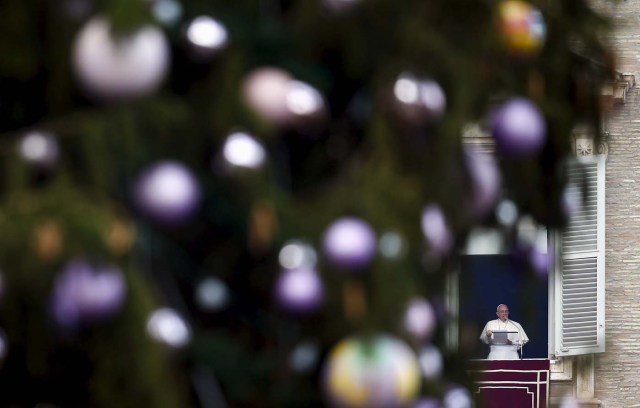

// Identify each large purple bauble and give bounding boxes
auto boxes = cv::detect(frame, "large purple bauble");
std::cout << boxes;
[51,259,126,329]
[491,97,546,157]
[275,267,324,314]
[322,217,377,270]
[133,161,202,225]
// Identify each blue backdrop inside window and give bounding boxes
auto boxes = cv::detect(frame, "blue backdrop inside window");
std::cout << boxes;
[459,255,548,359]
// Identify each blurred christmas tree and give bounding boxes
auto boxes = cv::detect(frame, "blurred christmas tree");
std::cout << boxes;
[0,0,615,407]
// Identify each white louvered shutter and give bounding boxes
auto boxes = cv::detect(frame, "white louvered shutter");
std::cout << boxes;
[554,154,605,356]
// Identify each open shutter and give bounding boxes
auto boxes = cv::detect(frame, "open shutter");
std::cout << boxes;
[554,154,605,356]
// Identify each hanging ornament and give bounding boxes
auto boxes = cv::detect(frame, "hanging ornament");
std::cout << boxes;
[417,345,444,380]
[32,219,64,261]
[184,15,229,62]
[322,216,377,270]
[322,0,363,14]
[490,97,546,157]
[0,327,7,364]
[464,147,502,218]
[322,334,421,408]
[72,16,170,101]
[391,72,446,126]
[443,386,473,408]
[498,0,546,57]
[289,340,321,374]
[403,297,437,341]
[378,231,408,260]
[146,307,192,348]
[0,269,5,303]
[220,131,267,170]
[18,131,60,169]
[104,218,135,255]
[50,258,127,329]
[151,0,183,26]
[132,161,202,225]
[248,200,278,254]
[279,239,318,270]
[242,67,327,131]
[411,397,441,408]
[274,267,324,314]
[195,277,230,312]
[421,205,453,256]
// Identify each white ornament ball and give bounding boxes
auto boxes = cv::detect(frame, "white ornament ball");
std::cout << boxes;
[322,217,377,270]
[72,16,170,101]
[133,161,202,225]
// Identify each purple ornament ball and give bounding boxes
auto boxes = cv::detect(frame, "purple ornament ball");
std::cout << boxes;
[322,217,377,270]
[275,267,324,314]
[133,161,202,225]
[491,97,546,157]
[51,259,126,329]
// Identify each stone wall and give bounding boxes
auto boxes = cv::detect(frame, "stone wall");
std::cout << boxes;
[590,1,640,407]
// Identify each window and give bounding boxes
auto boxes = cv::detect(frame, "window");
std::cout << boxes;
[449,152,606,359]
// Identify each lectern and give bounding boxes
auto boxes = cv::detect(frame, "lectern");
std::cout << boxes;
[468,359,549,408]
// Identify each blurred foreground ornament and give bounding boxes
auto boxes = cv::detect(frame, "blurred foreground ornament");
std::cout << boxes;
[322,217,377,270]
[322,334,421,408]
[184,15,228,61]
[275,267,324,314]
[421,205,453,256]
[151,0,183,26]
[0,328,7,363]
[391,72,446,126]
[33,219,64,261]
[490,97,546,157]
[464,147,502,218]
[51,259,126,329]
[146,307,192,348]
[248,200,278,253]
[195,277,230,312]
[378,231,407,259]
[279,239,317,269]
[72,16,170,101]
[403,297,437,341]
[242,67,327,131]
[418,345,444,380]
[443,386,472,408]
[322,0,362,13]
[133,161,202,225]
[411,397,441,408]
[290,340,321,373]
[498,0,546,56]
[105,219,135,255]
[18,131,60,168]
[221,131,267,170]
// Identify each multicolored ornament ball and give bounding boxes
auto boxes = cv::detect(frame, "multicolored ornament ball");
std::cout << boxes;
[490,97,546,157]
[133,161,202,225]
[322,217,377,270]
[50,258,127,329]
[322,334,421,408]
[275,267,324,314]
[72,16,170,101]
[498,0,546,56]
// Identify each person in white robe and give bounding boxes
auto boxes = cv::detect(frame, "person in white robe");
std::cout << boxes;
[479,304,529,360]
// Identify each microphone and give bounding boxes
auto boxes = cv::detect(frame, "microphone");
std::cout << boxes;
[508,320,524,359]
